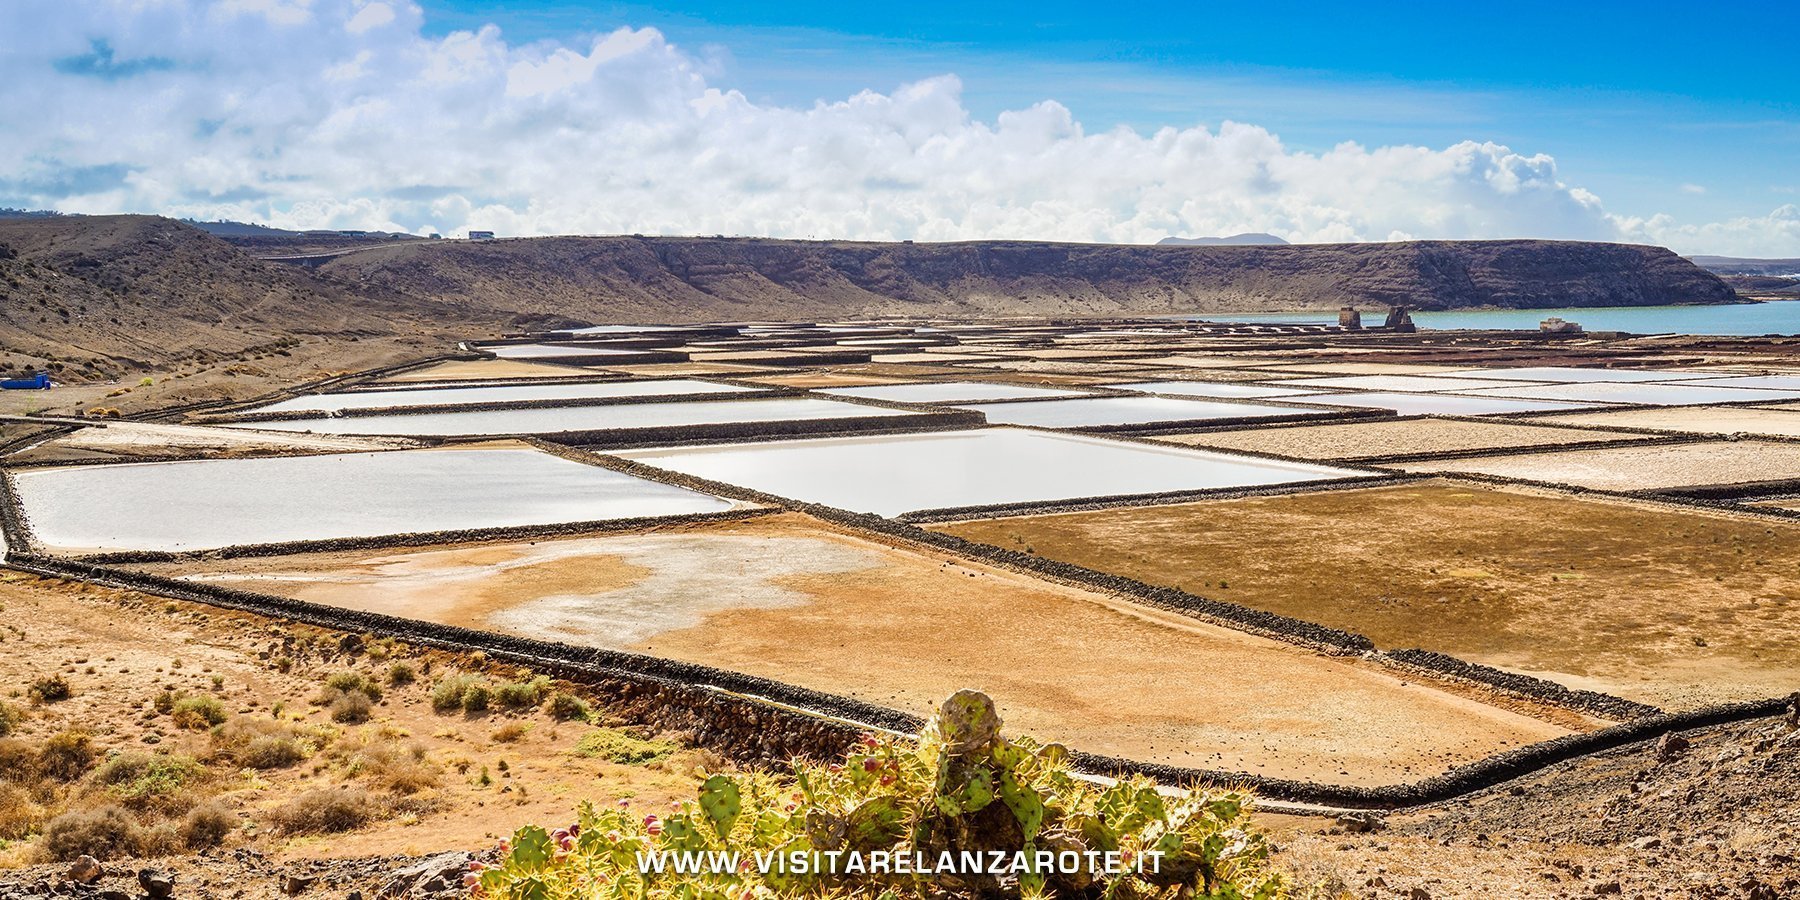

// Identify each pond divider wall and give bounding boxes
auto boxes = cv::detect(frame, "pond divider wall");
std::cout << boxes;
[190,385,807,425]
[5,549,1786,810]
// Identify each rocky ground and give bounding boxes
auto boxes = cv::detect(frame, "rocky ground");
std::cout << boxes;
[1273,703,1800,899]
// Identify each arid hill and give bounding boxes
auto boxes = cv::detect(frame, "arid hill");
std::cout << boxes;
[315,235,1738,324]
[0,215,1740,384]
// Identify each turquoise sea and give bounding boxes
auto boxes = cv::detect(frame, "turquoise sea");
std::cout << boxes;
[1184,301,1800,337]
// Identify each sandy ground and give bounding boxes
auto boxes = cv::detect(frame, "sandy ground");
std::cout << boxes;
[737,372,911,388]
[376,358,595,382]
[0,572,701,869]
[8,421,419,464]
[1399,440,1800,490]
[1530,404,1800,437]
[933,480,1800,709]
[131,513,1579,787]
[1152,418,1654,461]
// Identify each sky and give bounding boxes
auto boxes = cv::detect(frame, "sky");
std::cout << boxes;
[1,0,1796,256]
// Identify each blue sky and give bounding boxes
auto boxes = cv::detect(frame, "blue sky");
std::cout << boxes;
[417,0,1800,229]
[3,0,1796,254]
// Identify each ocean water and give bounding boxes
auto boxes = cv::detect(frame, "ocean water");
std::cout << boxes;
[1184,302,1800,336]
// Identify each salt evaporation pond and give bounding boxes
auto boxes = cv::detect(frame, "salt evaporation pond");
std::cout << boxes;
[1437,367,1704,383]
[616,428,1370,516]
[222,396,913,438]
[249,379,758,414]
[955,395,1330,428]
[1279,374,1544,393]
[1458,382,1800,406]
[488,344,649,359]
[1283,392,1600,416]
[1670,375,1800,391]
[820,381,1090,404]
[8,446,737,554]
[1107,380,1315,399]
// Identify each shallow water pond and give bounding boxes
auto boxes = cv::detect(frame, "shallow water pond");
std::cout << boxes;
[250,379,757,414]
[10,447,736,553]
[224,396,912,437]
[616,428,1369,516]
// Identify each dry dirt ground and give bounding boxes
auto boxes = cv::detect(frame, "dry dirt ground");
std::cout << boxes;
[1398,440,1800,491]
[375,359,598,382]
[1529,405,1800,438]
[1151,418,1656,461]
[932,480,1800,710]
[6,421,418,465]
[132,512,1586,786]
[1270,711,1800,900]
[0,573,706,883]
[0,335,440,420]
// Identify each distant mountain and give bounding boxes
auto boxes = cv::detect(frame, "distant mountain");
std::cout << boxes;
[182,219,302,237]
[1689,255,1800,277]
[1158,233,1289,246]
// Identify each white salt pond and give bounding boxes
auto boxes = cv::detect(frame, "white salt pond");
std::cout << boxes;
[1283,392,1601,416]
[1107,380,1316,399]
[487,344,650,359]
[820,381,1090,404]
[1440,367,1704,383]
[955,395,1331,428]
[1279,374,1543,393]
[8,446,737,554]
[615,428,1370,516]
[221,397,914,438]
[1456,382,1800,406]
[248,379,758,414]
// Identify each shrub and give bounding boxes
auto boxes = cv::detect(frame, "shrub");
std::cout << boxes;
[461,683,491,713]
[332,734,439,796]
[481,691,1292,900]
[495,677,550,710]
[179,801,235,850]
[171,695,227,730]
[328,690,373,724]
[268,788,376,835]
[38,805,142,861]
[37,731,97,781]
[387,663,416,687]
[28,675,71,704]
[545,692,591,722]
[0,782,44,841]
[322,671,383,703]
[572,729,674,766]
[0,701,18,737]
[491,722,530,744]
[93,752,204,811]
[212,718,312,769]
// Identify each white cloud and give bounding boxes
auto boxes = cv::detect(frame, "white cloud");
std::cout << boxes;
[1680,183,1707,195]
[1613,205,1800,259]
[0,0,1790,257]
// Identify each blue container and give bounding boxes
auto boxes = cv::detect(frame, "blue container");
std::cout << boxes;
[0,373,51,390]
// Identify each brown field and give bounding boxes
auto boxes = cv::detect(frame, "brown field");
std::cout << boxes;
[1152,418,1653,461]
[1399,440,1800,490]
[376,358,594,382]
[0,572,702,871]
[1530,404,1800,437]
[131,513,1580,786]
[932,480,1800,709]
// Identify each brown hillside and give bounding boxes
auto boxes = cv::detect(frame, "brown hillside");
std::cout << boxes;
[316,235,1740,324]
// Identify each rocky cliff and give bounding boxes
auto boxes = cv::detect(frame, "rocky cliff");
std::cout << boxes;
[317,236,1740,324]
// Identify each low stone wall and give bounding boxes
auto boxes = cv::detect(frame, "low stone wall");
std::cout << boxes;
[5,549,1787,812]
[191,387,807,425]
[1384,648,1662,720]
[65,508,777,566]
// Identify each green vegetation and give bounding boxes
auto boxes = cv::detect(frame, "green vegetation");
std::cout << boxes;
[545,692,591,722]
[316,670,384,724]
[481,691,1289,899]
[432,674,494,714]
[170,694,227,730]
[495,676,553,710]
[28,675,71,704]
[572,728,676,766]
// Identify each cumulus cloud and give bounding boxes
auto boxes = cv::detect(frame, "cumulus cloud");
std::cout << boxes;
[0,0,1789,256]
